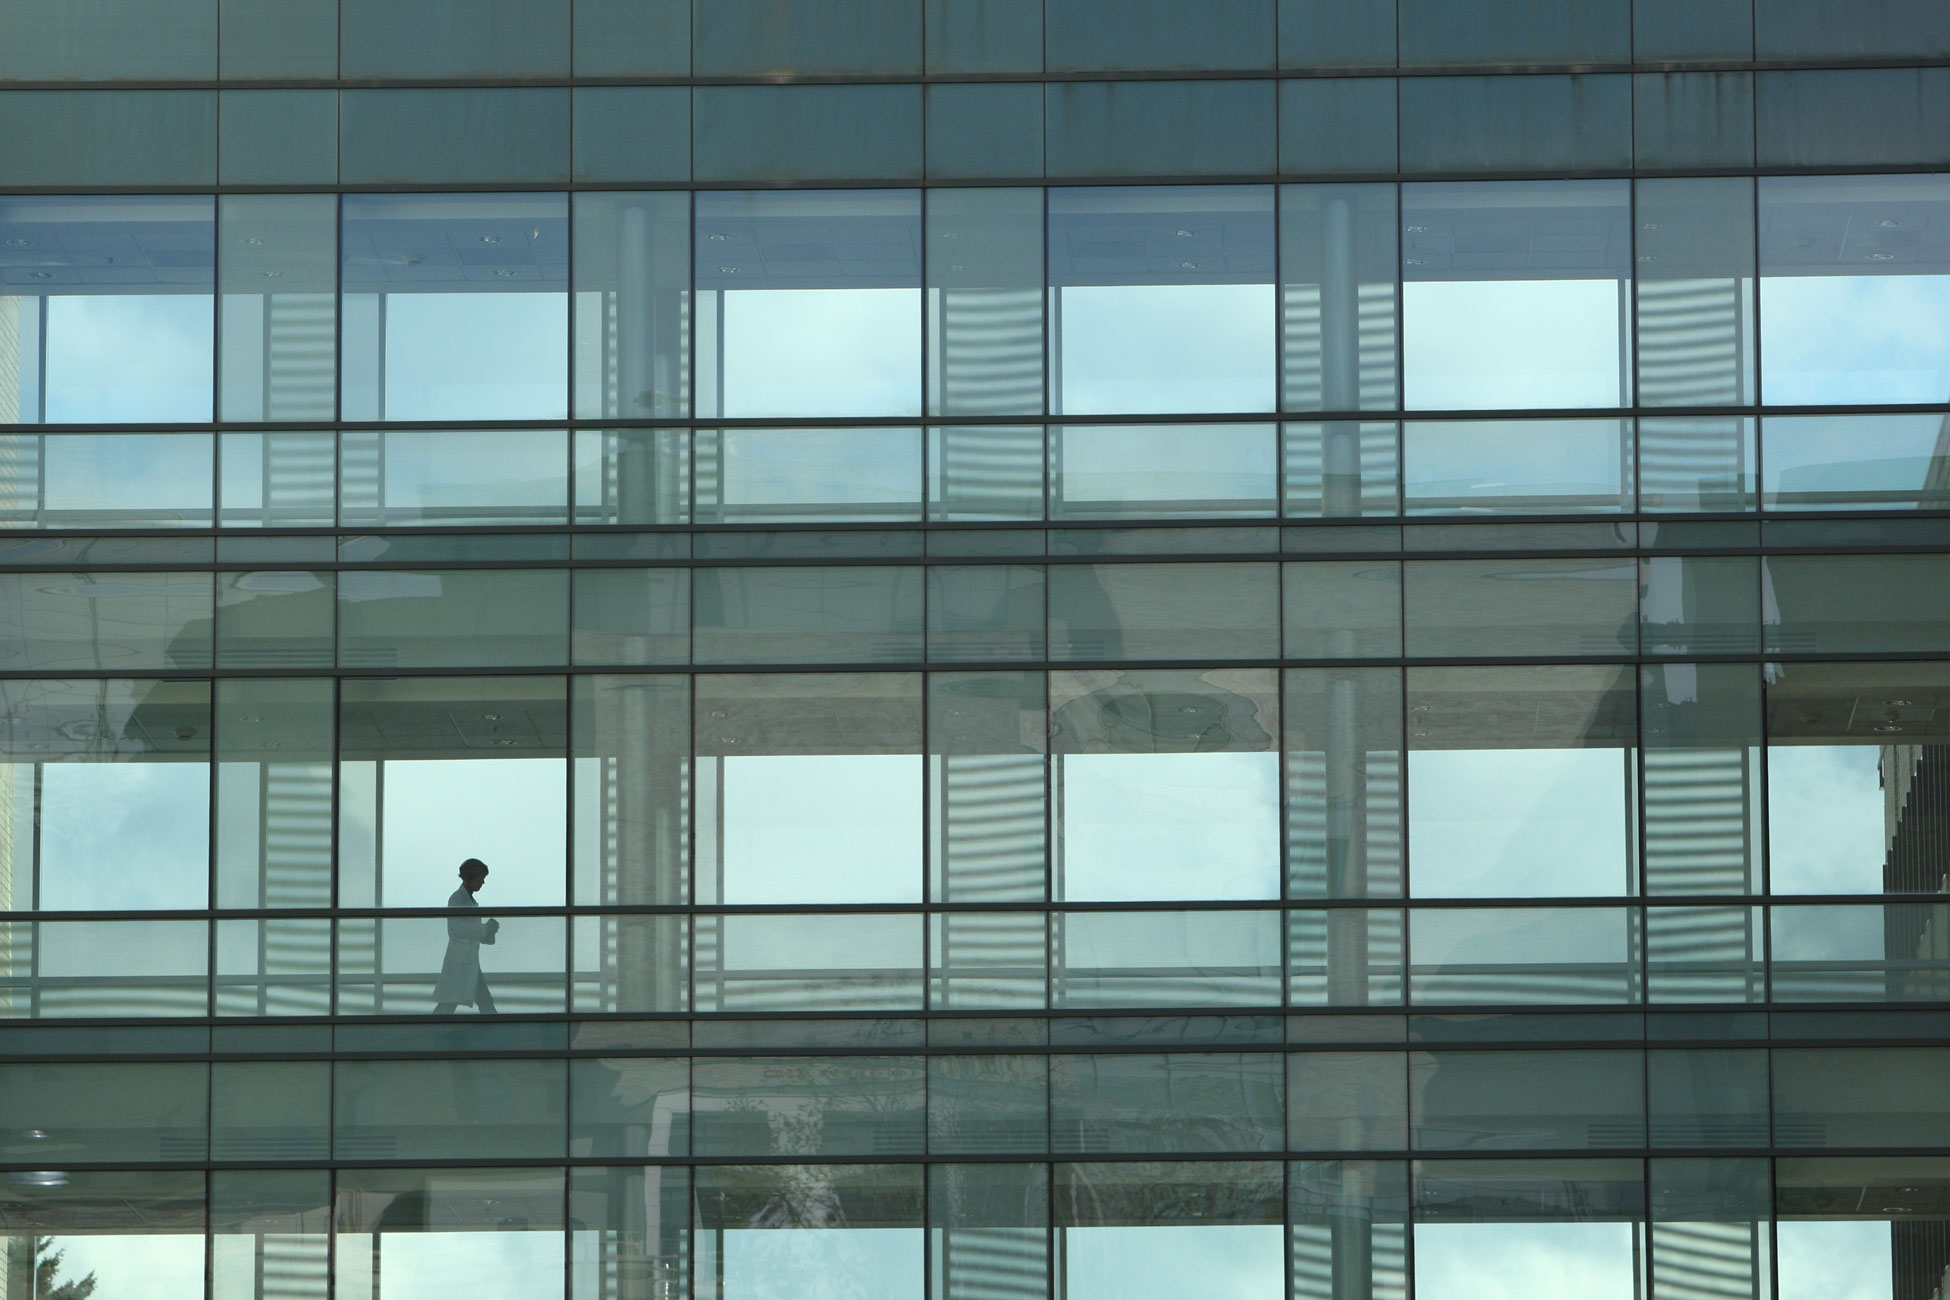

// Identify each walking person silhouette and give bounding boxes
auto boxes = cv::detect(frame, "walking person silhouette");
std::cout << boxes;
[433,857,500,1013]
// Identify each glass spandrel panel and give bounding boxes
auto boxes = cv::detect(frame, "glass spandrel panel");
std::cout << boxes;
[1051,1051,1283,1154]
[216,677,333,909]
[1763,413,1950,510]
[573,674,689,913]
[1411,1159,1645,1300]
[695,672,921,905]
[334,1058,566,1160]
[0,1171,206,1300]
[337,569,569,669]
[219,194,336,422]
[696,427,922,523]
[929,424,1045,520]
[1648,1050,1769,1147]
[1398,0,1629,64]
[1056,1162,1284,1300]
[1635,177,1756,408]
[1764,663,1950,895]
[1402,181,1632,411]
[1765,554,1950,656]
[927,565,1045,663]
[1287,668,1404,899]
[216,570,334,670]
[211,1168,331,1300]
[0,432,212,528]
[0,571,213,671]
[696,190,922,419]
[1287,1052,1406,1151]
[692,565,925,665]
[1048,562,1280,661]
[573,192,689,419]
[334,1168,566,1300]
[341,193,569,422]
[1051,423,1276,519]
[929,1054,1048,1153]
[2,918,210,1017]
[1290,1160,1410,1300]
[571,569,688,667]
[1403,420,1632,515]
[1281,185,1399,413]
[1407,667,1637,898]
[220,0,339,79]
[1049,668,1278,901]
[219,430,336,527]
[1284,561,1402,659]
[1407,557,1638,658]
[570,1056,688,1157]
[929,190,1044,419]
[1283,421,1400,518]
[930,1163,1048,1300]
[339,430,568,527]
[1642,556,1761,657]
[693,1056,925,1158]
[0,678,208,913]
[0,196,214,424]
[571,1166,689,1300]
[695,1165,923,1300]
[1639,416,1756,512]
[210,1061,329,1161]
[1049,186,1276,416]
[1409,907,1642,1005]
[335,916,569,1016]
[0,1060,209,1161]
[694,912,925,1013]
[573,428,690,524]
[929,671,1046,902]
[339,676,567,910]
[1409,1050,1646,1151]
[1287,909,1407,1007]
[1776,1048,1950,1149]
[217,917,333,1016]
[1759,175,1950,405]
[1053,910,1283,1009]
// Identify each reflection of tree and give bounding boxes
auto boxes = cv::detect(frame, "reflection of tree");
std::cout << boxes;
[32,1238,96,1300]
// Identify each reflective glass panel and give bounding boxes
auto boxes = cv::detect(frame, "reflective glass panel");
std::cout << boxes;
[1050,669,1279,901]
[1281,184,1400,412]
[0,196,214,424]
[2,917,210,1017]
[1051,423,1276,519]
[573,191,690,420]
[335,916,569,1016]
[570,1166,689,1300]
[334,1058,567,1160]
[929,188,1044,417]
[1759,174,1950,405]
[1776,1158,1950,1300]
[573,428,690,525]
[1051,1052,1285,1153]
[695,427,922,523]
[0,432,212,528]
[1409,1050,1646,1151]
[1402,182,1632,411]
[216,677,333,909]
[1409,908,1642,1005]
[218,430,337,527]
[1049,186,1277,416]
[334,1168,567,1300]
[695,1165,923,1300]
[1290,1160,1411,1300]
[1763,413,1950,510]
[212,1169,331,1300]
[339,430,569,527]
[341,193,569,421]
[1635,177,1756,408]
[1403,420,1632,515]
[693,1056,926,1158]
[0,571,213,672]
[694,912,925,1012]
[1053,910,1283,1009]
[696,190,922,419]
[0,1171,206,1300]
[929,671,1046,902]
[219,193,337,422]
[1412,1159,1645,1300]
[1282,421,1400,518]
[1056,1162,1284,1300]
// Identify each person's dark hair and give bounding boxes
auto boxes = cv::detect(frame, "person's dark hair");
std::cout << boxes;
[459,858,488,877]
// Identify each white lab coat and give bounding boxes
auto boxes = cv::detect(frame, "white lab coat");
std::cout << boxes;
[432,886,494,1005]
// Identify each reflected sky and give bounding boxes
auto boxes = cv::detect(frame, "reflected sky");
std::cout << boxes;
[1776,1221,1893,1300]
[1063,1224,1284,1299]
[718,755,922,904]
[1405,280,1624,411]
[32,762,210,910]
[1766,746,1885,894]
[42,295,213,423]
[1413,1222,1639,1300]
[1059,753,1279,901]
[1409,749,1630,898]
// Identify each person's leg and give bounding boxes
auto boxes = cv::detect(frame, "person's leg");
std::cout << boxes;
[474,973,498,1014]
[434,1002,458,1014]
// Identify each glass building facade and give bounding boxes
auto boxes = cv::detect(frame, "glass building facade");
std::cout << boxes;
[4,1,1950,1298]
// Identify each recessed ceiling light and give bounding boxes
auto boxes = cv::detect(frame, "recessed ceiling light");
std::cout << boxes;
[1874,723,1904,733]
[27,271,50,280]
[1173,228,1195,237]
[1404,225,1428,234]
[1866,252,1897,261]
[3,237,30,247]
[493,269,519,277]
[1883,698,1913,706]
[478,234,501,244]
[1878,219,1901,229]
[707,233,729,242]
[718,266,737,274]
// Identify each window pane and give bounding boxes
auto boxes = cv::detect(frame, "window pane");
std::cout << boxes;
[1404,420,1632,515]
[1050,668,1279,901]
[1412,1160,1644,1300]
[1763,413,1950,510]
[4,918,210,1017]
[572,674,689,913]
[337,570,569,668]
[0,196,214,424]
[340,430,568,527]
[1759,174,1950,405]
[2,678,210,912]
[341,193,569,421]
[334,1059,566,1160]
[219,193,336,422]
[696,427,921,523]
[1408,667,1637,898]
[212,1168,331,1300]
[1050,187,1276,416]
[217,917,334,1016]
[216,677,332,909]
[1048,562,1281,660]
[930,1055,1049,1153]
[573,428,690,525]
[1283,421,1399,517]
[0,572,212,671]
[1281,184,1399,412]
[696,190,922,418]
[1635,177,1756,407]
[1053,910,1283,1009]
[1776,1157,1950,1300]
[1287,668,1404,899]
[693,565,925,665]
[1639,416,1756,512]
[339,677,567,909]
[1051,423,1276,519]
[929,424,1045,520]
[0,432,212,528]
[1289,1053,1407,1151]
[1771,903,1950,1002]
[335,1169,566,1300]
[1287,909,1407,1007]
[0,1171,205,1300]
[335,916,569,1015]
[1409,1050,1646,1150]
[930,1163,1049,1300]
[1290,1160,1411,1300]
[1766,554,1950,656]
[1052,1052,1284,1153]
[1403,182,1632,411]
[1409,907,1641,1005]
[693,1056,925,1158]
[929,188,1044,417]
[570,1166,689,1300]
[0,1060,208,1161]
[696,673,921,905]
[219,430,337,527]
[930,670,1047,902]
[573,191,689,419]
[694,912,925,1012]
[695,1165,923,1300]
[1057,1162,1284,1300]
